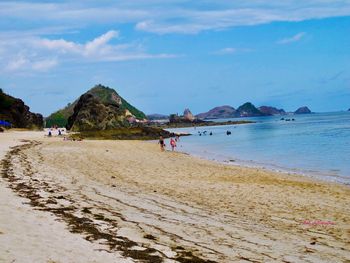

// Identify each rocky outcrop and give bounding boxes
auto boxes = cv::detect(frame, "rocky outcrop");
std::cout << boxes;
[67,91,126,131]
[183,108,195,121]
[294,106,312,114]
[196,105,236,119]
[258,106,286,116]
[0,89,43,129]
[46,84,146,128]
[236,102,266,117]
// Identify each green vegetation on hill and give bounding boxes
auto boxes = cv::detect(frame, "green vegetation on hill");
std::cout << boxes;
[45,110,71,128]
[120,97,146,119]
[45,84,146,128]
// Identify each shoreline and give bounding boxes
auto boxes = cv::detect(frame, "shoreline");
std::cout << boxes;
[172,146,350,186]
[1,131,350,262]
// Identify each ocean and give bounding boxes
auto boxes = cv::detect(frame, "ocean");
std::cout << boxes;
[167,111,350,184]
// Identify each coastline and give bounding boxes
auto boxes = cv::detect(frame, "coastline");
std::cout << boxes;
[171,146,350,186]
[1,131,349,262]
[166,112,350,185]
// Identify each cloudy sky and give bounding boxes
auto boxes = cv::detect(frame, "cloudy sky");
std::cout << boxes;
[1,0,349,116]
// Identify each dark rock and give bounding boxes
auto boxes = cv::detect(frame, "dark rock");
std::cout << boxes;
[294,106,312,114]
[258,106,286,116]
[0,89,43,129]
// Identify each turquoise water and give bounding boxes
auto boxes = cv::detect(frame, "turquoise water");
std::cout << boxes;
[167,112,350,184]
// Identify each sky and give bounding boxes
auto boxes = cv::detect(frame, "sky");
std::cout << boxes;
[0,1,349,116]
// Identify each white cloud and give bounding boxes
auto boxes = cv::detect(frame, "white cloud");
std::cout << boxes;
[0,30,176,73]
[1,1,350,34]
[277,32,306,44]
[32,59,58,71]
[5,55,58,72]
[84,30,119,56]
[6,56,28,71]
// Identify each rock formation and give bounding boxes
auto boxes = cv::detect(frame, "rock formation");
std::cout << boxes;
[47,85,146,129]
[65,85,146,131]
[0,89,43,129]
[294,106,312,114]
[183,108,195,121]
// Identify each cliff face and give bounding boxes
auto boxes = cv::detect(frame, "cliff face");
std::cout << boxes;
[66,85,146,131]
[294,106,312,114]
[0,89,43,129]
[196,105,236,119]
[258,106,286,116]
[46,84,146,128]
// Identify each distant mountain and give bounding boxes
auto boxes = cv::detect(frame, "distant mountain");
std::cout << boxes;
[46,84,146,128]
[196,105,236,119]
[294,106,312,114]
[258,106,286,116]
[147,114,169,120]
[0,88,43,129]
[236,102,266,117]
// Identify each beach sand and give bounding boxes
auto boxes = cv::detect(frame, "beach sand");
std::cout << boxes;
[0,131,349,262]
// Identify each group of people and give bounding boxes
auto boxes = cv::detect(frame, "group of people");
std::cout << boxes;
[158,135,180,152]
[47,128,64,137]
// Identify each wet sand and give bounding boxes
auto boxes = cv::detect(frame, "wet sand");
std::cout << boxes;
[0,131,349,262]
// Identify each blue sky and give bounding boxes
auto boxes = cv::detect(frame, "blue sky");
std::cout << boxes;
[0,1,349,116]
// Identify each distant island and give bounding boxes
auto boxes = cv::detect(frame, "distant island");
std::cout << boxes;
[195,102,312,120]
[294,106,312,114]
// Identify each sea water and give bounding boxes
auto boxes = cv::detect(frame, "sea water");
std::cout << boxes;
[167,111,350,184]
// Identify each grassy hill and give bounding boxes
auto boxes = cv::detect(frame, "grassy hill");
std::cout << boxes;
[45,85,146,128]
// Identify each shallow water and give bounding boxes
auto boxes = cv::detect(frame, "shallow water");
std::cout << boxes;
[167,111,350,184]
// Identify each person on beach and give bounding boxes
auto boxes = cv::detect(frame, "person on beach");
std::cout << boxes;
[158,136,166,151]
[48,129,52,137]
[175,134,180,142]
[170,137,177,151]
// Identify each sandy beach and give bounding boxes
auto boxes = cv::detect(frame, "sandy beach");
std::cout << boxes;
[0,131,349,262]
